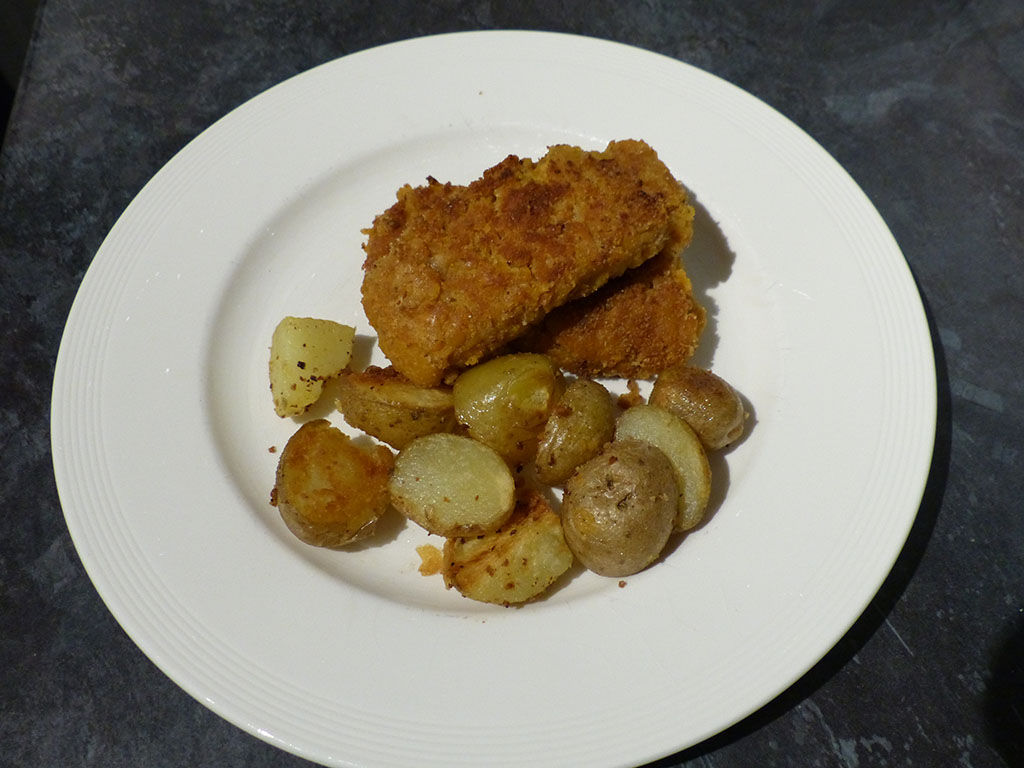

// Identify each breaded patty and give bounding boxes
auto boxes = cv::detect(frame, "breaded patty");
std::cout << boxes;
[360,139,694,386]
[515,250,706,379]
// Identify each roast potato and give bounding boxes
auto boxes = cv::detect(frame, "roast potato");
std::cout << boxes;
[534,378,616,485]
[614,404,712,531]
[452,353,563,465]
[443,489,574,605]
[650,365,746,449]
[561,439,678,577]
[388,433,515,537]
[271,419,394,548]
[335,365,456,449]
[269,316,355,417]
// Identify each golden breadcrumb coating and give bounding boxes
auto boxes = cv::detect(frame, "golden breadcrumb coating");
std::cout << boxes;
[360,139,694,386]
[515,250,706,379]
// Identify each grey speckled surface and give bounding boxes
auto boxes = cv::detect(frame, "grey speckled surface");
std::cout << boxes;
[1,1,1022,767]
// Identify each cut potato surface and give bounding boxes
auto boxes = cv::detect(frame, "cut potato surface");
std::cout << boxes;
[443,489,574,605]
[614,404,712,531]
[270,316,355,417]
[389,433,516,537]
[272,419,394,548]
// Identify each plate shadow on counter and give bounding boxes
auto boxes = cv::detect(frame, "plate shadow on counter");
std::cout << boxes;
[984,612,1024,766]
[643,281,952,766]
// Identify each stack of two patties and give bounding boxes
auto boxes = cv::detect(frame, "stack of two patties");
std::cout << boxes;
[360,139,705,387]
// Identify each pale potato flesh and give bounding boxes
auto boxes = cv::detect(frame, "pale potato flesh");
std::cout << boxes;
[269,316,355,418]
[388,433,516,537]
[614,404,712,531]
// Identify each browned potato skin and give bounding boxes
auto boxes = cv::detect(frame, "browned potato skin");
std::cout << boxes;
[335,365,456,449]
[561,439,678,577]
[452,353,564,466]
[443,489,574,605]
[534,378,616,486]
[272,419,394,548]
[649,365,746,450]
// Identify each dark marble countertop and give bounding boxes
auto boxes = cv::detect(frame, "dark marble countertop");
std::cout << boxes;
[2,2,1022,766]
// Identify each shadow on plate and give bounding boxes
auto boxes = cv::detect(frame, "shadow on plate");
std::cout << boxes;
[684,194,737,370]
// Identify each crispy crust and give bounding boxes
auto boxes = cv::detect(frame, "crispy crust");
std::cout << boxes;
[361,139,694,386]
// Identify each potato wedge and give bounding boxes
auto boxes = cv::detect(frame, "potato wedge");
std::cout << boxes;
[562,439,678,577]
[388,433,515,537]
[534,378,616,486]
[614,404,712,531]
[650,365,746,449]
[335,365,456,449]
[452,353,563,465]
[443,489,574,605]
[271,419,394,548]
[269,316,355,417]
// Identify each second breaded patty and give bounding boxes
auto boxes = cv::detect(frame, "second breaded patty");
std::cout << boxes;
[515,250,706,379]
[360,139,694,386]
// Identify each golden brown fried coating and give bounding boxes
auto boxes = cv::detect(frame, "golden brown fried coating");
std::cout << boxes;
[360,139,694,386]
[271,419,394,548]
[515,250,705,379]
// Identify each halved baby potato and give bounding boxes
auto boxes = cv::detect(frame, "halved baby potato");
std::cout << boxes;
[562,439,678,577]
[453,353,563,465]
[388,433,515,538]
[649,365,746,450]
[443,489,574,605]
[534,377,616,486]
[269,316,355,417]
[335,365,456,449]
[271,419,394,548]
[614,404,712,531]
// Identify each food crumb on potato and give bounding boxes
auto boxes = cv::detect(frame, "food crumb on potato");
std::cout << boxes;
[616,378,645,409]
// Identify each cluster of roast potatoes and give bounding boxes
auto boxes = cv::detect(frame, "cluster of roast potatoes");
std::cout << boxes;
[267,316,746,606]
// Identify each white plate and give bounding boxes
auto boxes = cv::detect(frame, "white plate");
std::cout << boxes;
[51,31,936,768]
